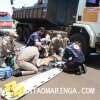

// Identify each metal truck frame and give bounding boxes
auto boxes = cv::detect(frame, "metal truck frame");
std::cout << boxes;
[13,0,100,54]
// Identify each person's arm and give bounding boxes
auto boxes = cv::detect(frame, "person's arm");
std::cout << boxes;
[31,50,39,66]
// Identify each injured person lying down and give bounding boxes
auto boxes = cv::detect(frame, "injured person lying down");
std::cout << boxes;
[14,42,62,77]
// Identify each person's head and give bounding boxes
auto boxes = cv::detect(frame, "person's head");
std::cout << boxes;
[9,31,18,38]
[38,27,46,38]
[35,41,46,57]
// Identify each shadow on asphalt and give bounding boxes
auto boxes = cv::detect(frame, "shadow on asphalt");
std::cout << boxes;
[86,54,100,70]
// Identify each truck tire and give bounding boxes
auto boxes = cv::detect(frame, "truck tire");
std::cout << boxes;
[69,34,89,55]
[23,27,31,43]
[17,27,23,41]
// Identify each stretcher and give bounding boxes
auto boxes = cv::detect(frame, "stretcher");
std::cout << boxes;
[1,68,63,100]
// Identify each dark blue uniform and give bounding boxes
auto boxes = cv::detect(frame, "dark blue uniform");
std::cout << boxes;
[27,32,40,46]
[63,43,86,74]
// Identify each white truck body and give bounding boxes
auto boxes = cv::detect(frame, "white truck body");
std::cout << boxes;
[74,0,100,49]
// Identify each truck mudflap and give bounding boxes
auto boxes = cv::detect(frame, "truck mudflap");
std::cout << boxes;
[1,68,62,100]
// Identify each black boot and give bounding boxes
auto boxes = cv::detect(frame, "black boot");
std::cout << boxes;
[75,66,82,75]
[81,64,87,74]
[13,69,22,77]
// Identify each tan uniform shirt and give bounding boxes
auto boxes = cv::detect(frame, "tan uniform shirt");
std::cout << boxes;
[17,46,39,62]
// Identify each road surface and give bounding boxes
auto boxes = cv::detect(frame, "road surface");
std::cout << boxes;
[0,39,100,100]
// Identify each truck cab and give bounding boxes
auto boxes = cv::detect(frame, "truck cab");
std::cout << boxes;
[68,0,100,54]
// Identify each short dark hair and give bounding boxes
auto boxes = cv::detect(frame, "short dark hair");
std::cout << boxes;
[39,27,45,32]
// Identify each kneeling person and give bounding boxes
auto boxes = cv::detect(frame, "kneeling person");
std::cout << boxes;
[14,42,42,76]
[63,42,87,75]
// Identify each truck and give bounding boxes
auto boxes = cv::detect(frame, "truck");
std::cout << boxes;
[13,0,100,54]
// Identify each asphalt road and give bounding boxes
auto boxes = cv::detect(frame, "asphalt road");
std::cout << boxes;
[0,39,100,100]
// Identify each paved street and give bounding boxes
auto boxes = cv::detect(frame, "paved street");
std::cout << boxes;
[0,39,100,100]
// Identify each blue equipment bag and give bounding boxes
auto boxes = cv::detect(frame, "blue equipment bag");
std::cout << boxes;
[0,67,13,79]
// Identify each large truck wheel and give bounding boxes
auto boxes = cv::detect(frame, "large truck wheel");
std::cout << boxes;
[23,27,31,43]
[17,27,23,41]
[69,34,89,55]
